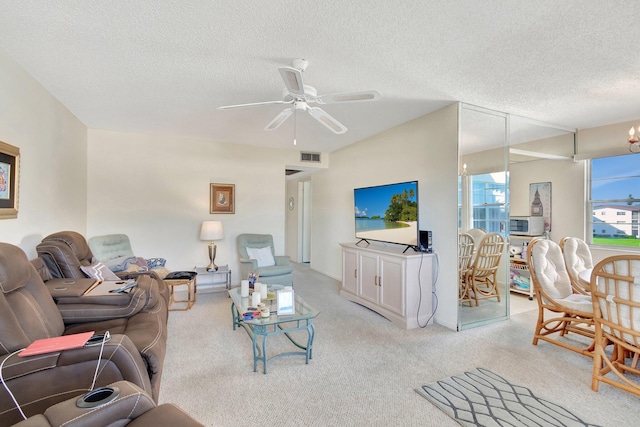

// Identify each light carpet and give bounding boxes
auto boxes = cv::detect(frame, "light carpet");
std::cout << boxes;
[160,263,640,426]
[416,367,600,427]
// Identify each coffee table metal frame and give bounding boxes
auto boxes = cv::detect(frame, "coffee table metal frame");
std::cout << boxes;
[228,287,318,373]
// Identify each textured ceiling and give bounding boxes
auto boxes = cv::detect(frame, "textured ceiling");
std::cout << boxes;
[0,1,639,153]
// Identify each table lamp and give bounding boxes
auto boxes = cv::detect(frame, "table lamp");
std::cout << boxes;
[200,220,224,271]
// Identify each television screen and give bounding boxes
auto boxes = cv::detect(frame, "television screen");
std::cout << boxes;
[354,181,419,247]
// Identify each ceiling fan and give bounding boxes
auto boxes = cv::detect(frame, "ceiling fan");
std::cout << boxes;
[218,59,381,135]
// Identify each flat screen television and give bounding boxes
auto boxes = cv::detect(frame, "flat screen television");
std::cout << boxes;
[354,181,419,249]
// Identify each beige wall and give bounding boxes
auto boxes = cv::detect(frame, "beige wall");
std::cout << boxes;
[86,129,305,280]
[509,158,585,242]
[303,104,460,329]
[0,48,87,257]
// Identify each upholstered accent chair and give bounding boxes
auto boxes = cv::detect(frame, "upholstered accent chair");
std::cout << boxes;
[590,255,640,397]
[237,234,293,286]
[88,233,171,279]
[559,236,593,294]
[527,237,594,356]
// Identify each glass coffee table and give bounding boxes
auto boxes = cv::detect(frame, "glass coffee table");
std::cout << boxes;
[228,287,319,373]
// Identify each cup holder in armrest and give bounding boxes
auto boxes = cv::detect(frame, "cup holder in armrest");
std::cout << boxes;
[84,333,111,347]
[76,386,120,408]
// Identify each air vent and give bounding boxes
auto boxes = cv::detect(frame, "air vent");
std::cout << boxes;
[300,152,321,163]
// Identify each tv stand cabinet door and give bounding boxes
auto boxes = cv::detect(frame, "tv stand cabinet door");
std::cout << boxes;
[342,247,358,296]
[359,251,379,304]
[379,255,405,316]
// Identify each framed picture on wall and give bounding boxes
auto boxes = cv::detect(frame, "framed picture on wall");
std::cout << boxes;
[529,182,551,232]
[0,141,20,220]
[210,183,235,214]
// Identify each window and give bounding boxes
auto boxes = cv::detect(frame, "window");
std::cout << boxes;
[469,172,507,235]
[590,153,640,248]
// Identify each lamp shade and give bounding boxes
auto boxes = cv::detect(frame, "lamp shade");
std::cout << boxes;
[200,221,224,241]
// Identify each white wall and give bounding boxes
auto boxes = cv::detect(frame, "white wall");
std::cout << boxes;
[307,104,460,329]
[86,129,296,283]
[0,48,87,257]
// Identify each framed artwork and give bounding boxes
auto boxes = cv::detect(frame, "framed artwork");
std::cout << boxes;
[210,183,235,214]
[0,141,20,219]
[529,182,551,232]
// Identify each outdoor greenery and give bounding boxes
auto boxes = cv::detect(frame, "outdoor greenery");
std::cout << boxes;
[384,189,417,222]
[592,236,640,247]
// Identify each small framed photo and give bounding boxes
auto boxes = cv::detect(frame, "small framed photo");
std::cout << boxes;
[0,140,20,220]
[276,288,295,315]
[210,183,235,214]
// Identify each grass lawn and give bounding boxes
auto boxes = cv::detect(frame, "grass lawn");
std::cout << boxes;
[593,237,640,247]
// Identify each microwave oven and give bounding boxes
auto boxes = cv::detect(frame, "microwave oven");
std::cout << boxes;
[510,216,544,236]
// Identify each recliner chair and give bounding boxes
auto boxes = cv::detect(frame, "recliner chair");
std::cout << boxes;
[0,242,157,426]
[87,233,171,279]
[35,230,169,304]
[237,234,293,286]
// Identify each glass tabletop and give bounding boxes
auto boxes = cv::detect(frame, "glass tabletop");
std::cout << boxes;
[228,287,319,325]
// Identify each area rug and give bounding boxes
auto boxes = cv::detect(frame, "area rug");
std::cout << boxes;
[416,368,600,427]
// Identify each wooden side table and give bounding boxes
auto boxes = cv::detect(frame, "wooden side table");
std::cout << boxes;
[165,276,197,311]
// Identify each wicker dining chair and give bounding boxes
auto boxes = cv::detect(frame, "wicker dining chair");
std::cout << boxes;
[560,236,593,295]
[527,237,594,356]
[590,255,640,396]
[458,233,475,306]
[464,232,504,305]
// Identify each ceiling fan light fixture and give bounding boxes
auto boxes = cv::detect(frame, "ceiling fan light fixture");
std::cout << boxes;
[627,126,640,152]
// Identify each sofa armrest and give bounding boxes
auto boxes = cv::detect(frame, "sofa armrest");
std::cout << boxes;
[115,271,169,305]
[13,381,156,427]
[239,258,258,270]
[274,256,291,266]
[55,288,149,323]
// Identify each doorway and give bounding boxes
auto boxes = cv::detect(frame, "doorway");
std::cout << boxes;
[299,180,311,263]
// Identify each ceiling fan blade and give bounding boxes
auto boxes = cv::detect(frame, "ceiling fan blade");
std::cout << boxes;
[308,107,348,134]
[264,108,294,131]
[278,67,305,97]
[218,100,288,110]
[316,90,381,104]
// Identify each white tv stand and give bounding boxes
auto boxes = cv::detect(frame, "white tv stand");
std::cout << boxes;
[340,242,435,329]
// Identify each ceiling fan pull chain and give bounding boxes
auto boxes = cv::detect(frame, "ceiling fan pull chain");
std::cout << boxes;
[293,109,297,145]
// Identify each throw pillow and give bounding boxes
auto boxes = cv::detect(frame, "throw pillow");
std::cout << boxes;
[104,255,138,272]
[80,260,121,281]
[246,246,275,268]
[145,257,166,269]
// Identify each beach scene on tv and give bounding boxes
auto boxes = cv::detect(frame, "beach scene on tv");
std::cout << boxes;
[354,182,418,246]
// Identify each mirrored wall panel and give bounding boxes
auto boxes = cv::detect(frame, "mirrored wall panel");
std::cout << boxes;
[457,104,576,331]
